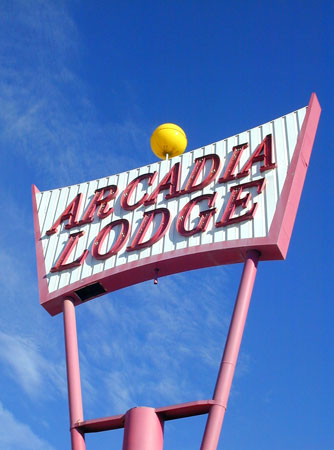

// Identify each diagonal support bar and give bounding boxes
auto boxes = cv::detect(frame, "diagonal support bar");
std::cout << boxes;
[201,250,260,450]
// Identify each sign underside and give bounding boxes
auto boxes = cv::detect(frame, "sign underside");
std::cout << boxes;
[32,94,321,315]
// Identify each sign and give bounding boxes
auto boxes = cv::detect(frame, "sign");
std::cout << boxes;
[32,94,320,315]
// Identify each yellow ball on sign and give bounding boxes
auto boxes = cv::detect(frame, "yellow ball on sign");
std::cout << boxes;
[150,123,187,160]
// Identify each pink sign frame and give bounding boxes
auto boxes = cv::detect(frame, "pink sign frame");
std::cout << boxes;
[32,94,321,316]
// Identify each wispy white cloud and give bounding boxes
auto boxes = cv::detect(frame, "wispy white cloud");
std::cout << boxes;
[0,401,55,450]
[0,0,149,189]
[77,268,249,416]
[104,370,136,412]
[0,331,66,399]
[0,249,23,300]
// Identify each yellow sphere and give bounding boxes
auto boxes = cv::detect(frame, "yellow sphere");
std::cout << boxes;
[150,123,187,160]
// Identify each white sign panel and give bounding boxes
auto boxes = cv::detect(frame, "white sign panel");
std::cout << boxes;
[33,94,321,315]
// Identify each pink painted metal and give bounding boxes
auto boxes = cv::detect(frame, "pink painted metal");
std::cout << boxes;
[32,94,321,317]
[63,298,86,450]
[73,251,259,449]
[273,93,321,258]
[201,250,260,450]
[76,400,215,434]
[122,407,164,450]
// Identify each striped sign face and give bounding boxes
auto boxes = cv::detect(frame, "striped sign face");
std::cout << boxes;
[33,95,320,315]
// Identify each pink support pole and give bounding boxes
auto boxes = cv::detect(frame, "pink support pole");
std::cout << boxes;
[201,250,260,450]
[63,298,86,450]
[122,407,164,450]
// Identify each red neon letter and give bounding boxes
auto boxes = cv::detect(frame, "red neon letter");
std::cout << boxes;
[46,194,83,235]
[80,185,118,224]
[50,231,88,272]
[144,163,181,206]
[218,143,248,183]
[127,208,171,252]
[216,178,266,228]
[121,172,157,211]
[92,219,130,260]
[177,193,217,237]
[236,135,276,179]
[182,154,221,194]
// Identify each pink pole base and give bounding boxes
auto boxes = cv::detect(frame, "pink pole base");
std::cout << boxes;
[122,407,164,450]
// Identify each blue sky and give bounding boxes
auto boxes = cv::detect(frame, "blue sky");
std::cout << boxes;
[0,1,332,449]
